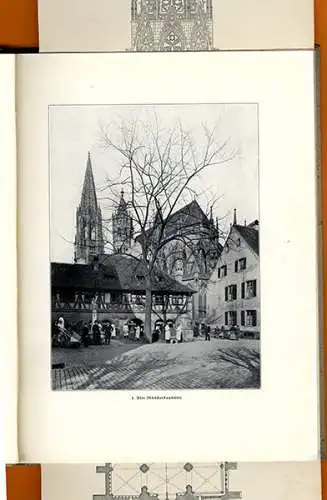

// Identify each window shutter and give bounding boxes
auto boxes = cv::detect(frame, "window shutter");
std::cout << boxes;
[241,310,245,326]
[253,310,257,327]
[241,282,245,298]
[253,280,257,297]
[233,285,237,300]
[225,287,228,301]
[234,260,238,272]
[218,267,221,278]
[225,312,228,326]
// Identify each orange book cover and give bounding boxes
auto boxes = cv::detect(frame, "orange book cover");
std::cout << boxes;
[6,465,41,500]
[0,0,38,49]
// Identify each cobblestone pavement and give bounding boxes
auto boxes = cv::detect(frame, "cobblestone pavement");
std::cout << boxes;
[52,339,260,390]
[52,339,142,368]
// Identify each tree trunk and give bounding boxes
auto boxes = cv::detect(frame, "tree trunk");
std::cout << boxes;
[144,281,152,343]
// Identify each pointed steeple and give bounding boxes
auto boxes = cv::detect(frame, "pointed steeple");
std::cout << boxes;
[80,151,98,213]
[74,152,104,264]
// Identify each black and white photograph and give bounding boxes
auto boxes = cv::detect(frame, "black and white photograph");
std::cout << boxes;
[50,103,260,391]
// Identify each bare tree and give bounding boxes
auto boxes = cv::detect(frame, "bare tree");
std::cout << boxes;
[99,109,238,342]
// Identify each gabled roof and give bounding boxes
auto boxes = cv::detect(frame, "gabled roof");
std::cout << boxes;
[51,254,195,295]
[233,224,259,255]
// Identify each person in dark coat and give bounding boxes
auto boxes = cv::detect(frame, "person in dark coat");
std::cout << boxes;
[92,321,101,345]
[205,324,211,341]
[104,322,112,345]
[81,322,90,347]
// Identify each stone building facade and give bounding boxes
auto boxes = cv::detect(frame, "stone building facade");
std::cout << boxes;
[206,215,260,337]
[151,200,222,324]
[130,0,214,52]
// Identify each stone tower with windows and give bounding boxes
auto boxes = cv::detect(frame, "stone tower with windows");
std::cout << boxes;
[130,0,214,52]
[112,190,134,254]
[74,152,104,264]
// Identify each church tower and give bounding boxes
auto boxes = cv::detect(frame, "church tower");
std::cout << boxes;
[74,152,104,264]
[130,0,214,52]
[112,189,134,254]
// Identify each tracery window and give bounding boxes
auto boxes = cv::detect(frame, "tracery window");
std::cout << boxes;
[160,0,185,14]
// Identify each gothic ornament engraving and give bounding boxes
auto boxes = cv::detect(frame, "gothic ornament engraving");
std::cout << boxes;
[190,4,210,50]
[130,0,214,52]
[159,6,185,51]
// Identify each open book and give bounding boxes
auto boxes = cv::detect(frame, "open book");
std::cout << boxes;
[1,49,321,463]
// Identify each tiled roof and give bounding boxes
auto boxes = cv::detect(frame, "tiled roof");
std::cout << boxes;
[234,224,259,255]
[165,200,211,232]
[51,254,195,295]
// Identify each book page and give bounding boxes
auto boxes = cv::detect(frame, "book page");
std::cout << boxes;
[41,462,321,500]
[0,55,18,463]
[17,51,319,462]
[38,0,314,53]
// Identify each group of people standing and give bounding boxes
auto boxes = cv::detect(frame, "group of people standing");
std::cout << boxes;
[81,320,116,347]
[123,323,143,341]
[164,322,183,344]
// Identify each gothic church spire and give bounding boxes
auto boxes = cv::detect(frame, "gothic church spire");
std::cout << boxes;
[74,152,104,264]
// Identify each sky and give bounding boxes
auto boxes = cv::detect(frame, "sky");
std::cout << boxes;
[42,462,320,500]
[49,104,259,263]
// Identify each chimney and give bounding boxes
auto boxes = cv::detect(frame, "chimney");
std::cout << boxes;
[233,208,237,225]
[244,219,247,226]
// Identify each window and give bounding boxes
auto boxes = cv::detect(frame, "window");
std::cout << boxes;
[134,294,145,305]
[239,257,246,270]
[246,310,257,327]
[241,310,245,326]
[225,284,237,302]
[236,238,241,247]
[173,259,184,275]
[154,295,164,305]
[136,274,145,283]
[225,310,237,326]
[218,265,227,278]
[235,257,246,272]
[171,295,184,306]
[241,279,257,298]
[246,280,257,298]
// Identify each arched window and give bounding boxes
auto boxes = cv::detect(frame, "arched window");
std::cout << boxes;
[186,255,196,276]
[173,258,184,277]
